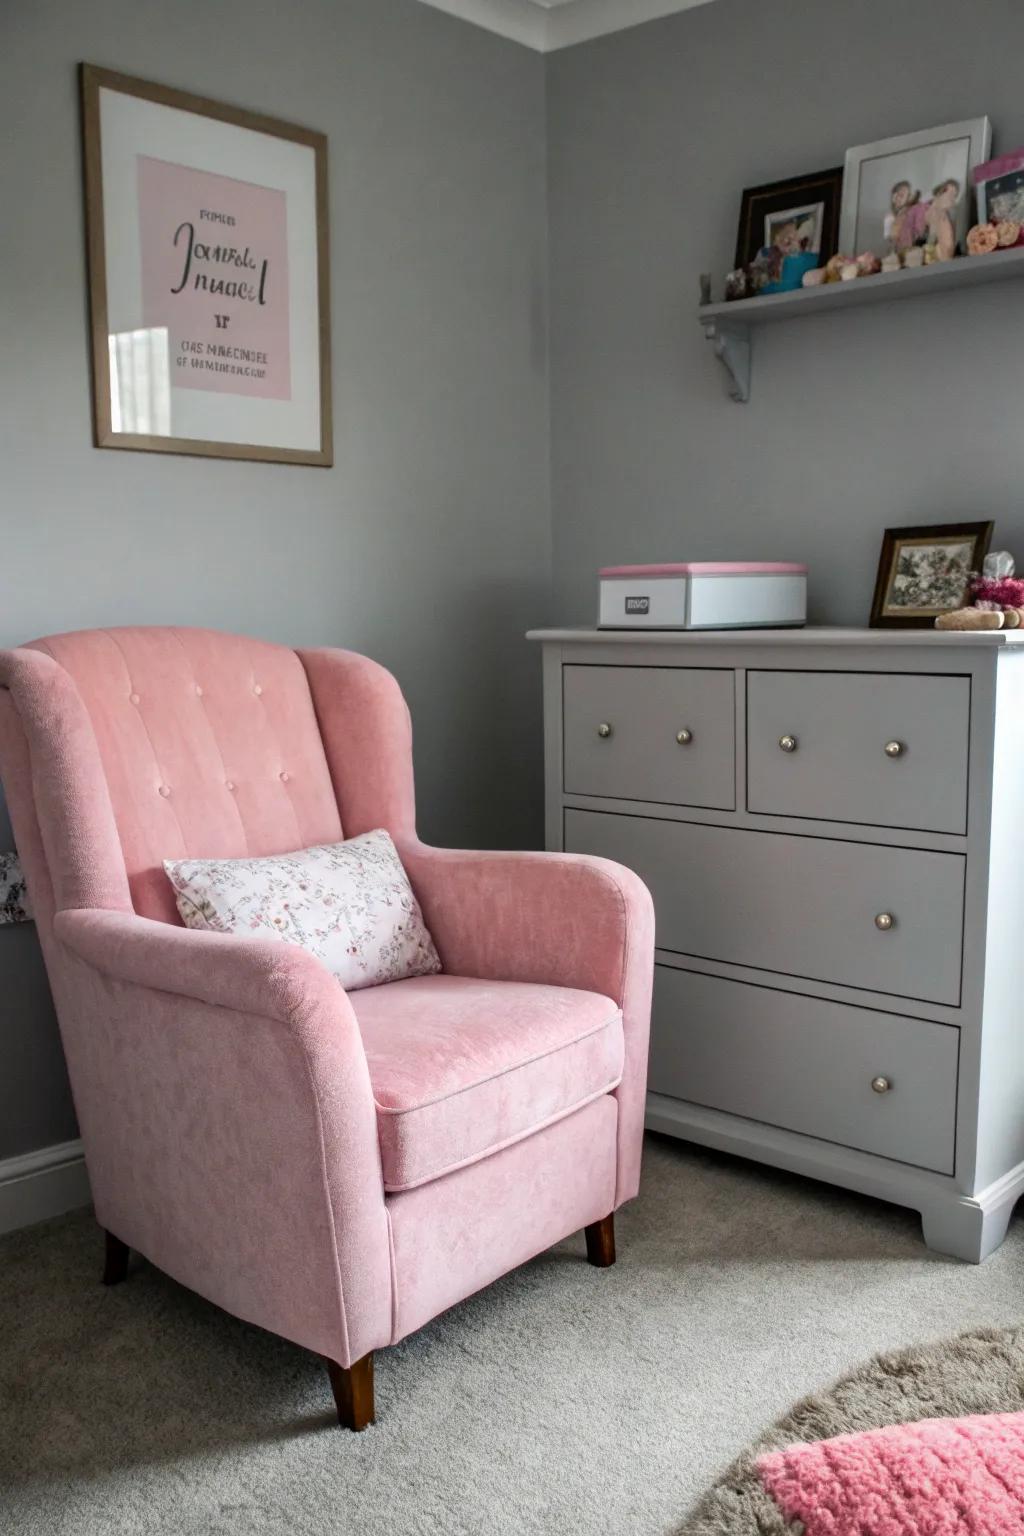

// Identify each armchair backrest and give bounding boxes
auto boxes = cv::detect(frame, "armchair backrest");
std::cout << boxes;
[0,627,417,926]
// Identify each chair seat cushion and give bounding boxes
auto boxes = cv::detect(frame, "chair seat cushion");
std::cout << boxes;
[349,975,624,1191]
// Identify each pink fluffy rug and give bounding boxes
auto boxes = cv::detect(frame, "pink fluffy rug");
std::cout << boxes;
[758,1410,1024,1535]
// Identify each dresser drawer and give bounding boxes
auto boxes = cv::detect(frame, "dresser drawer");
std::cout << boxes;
[562,665,735,809]
[746,671,970,833]
[649,967,958,1173]
[564,809,965,1006]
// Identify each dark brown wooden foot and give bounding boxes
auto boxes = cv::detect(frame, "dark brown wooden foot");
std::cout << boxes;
[102,1230,129,1286]
[326,1352,375,1430]
[585,1213,616,1268]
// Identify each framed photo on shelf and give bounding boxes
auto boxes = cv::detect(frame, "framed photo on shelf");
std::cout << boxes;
[734,166,843,274]
[839,118,991,261]
[973,150,1024,227]
[81,64,332,466]
[870,521,994,628]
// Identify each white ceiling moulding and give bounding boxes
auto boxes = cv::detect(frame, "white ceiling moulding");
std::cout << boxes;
[415,0,718,53]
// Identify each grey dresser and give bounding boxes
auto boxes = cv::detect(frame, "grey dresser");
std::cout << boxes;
[529,626,1024,1260]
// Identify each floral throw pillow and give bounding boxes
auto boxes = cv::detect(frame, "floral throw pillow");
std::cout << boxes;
[164,830,441,992]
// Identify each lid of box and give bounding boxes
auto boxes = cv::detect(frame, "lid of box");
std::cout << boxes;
[599,561,807,578]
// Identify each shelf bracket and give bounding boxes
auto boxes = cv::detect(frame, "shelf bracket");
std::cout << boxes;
[701,318,751,403]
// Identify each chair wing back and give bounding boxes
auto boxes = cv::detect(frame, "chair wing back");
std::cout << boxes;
[0,627,417,925]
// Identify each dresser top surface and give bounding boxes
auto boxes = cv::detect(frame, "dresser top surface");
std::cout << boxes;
[527,626,1024,649]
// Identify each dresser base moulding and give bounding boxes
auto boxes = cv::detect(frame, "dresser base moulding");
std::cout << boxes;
[646,1094,1024,1263]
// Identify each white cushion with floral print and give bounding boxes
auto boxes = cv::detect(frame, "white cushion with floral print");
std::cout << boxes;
[163,829,441,992]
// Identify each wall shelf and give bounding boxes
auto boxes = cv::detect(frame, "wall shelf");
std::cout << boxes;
[698,244,1024,403]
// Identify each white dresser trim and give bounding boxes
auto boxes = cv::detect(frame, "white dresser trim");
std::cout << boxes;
[529,626,1024,648]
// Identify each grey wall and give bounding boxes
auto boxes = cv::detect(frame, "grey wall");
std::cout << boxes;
[0,0,550,1159]
[546,0,1024,623]
[10,0,1024,1170]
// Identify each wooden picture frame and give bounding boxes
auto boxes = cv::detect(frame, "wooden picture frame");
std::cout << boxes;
[734,166,843,273]
[81,64,332,466]
[869,521,994,628]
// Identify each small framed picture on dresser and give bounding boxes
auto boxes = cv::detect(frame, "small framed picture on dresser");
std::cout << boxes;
[870,521,994,627]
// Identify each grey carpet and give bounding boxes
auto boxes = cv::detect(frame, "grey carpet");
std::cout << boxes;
[680,1323,1024,1534]
[2,1133,1023,1536]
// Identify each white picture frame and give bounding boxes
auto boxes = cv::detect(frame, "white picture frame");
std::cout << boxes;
[839,118,992,260]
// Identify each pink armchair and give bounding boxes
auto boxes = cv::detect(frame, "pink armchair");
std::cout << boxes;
[0,627,653,1429]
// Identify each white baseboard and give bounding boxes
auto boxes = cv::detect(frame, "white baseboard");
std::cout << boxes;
[0,1138,92,1235]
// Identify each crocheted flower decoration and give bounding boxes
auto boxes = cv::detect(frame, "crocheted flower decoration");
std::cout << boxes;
[967,223,999,255]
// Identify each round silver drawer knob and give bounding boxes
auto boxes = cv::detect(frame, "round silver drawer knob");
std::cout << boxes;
[596,722,613,739]
[874,912,895,931]
[871,1075,892,1094]
[884,740,905,758]
[676,728,693,745]
[778,734,798,753]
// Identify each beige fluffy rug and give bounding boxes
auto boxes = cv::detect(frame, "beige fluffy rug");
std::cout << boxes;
[680,1324,1024,1533]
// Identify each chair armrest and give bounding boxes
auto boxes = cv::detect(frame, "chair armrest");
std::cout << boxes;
[54,907,392,1366]
[56,906,343,1035]
[400,842,654,1004]
[401,842,655,1209]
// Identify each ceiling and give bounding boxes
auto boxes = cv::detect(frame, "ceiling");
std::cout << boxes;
[414,0,717,52]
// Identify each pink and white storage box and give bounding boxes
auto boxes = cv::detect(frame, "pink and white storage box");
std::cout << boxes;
[598,562,807,630]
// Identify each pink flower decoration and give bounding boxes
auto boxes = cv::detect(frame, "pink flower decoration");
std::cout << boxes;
[972,576,1024,608]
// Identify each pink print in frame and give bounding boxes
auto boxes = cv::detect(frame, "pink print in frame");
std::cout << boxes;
[137,157,292,401]
[81,63,331,466]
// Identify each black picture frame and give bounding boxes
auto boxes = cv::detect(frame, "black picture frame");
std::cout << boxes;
[734,166,844,271]
[869,521,994,629]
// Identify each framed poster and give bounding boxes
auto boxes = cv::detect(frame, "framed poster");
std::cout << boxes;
[81,64,331,466]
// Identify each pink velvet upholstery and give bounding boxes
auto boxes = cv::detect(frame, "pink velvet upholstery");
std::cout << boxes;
[26,628,343,922]
[351,975,623,1190]
[0,627,654,1379]
[388,1096,619,1343]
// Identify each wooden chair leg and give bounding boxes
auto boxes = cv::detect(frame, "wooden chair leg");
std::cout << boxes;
[102,1229,130,1286]
[325,1352,375,1431]
[585,1213,616,1268]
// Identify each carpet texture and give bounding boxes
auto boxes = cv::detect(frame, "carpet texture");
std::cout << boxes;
[2,1134,1023,1536]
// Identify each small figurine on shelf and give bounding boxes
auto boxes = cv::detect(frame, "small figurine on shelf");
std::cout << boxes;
[723,267,749,302]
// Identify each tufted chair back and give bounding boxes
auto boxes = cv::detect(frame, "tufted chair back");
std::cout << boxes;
[0,627,417,926]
